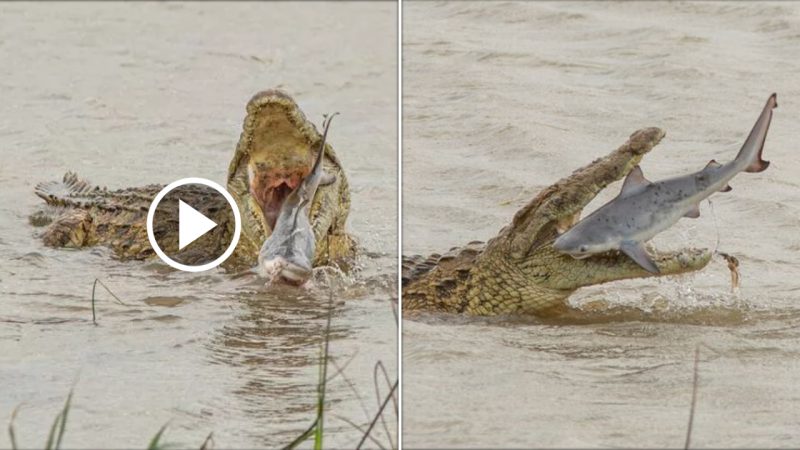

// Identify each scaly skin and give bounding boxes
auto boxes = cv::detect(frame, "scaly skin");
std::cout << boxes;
[403,128,712,316]
[31,90,356,271]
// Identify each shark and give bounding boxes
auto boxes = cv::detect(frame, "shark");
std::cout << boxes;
[257,113,338,285]
[553,93,777,273]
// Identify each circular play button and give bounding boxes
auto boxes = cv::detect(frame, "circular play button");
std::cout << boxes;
[146,177,241,272]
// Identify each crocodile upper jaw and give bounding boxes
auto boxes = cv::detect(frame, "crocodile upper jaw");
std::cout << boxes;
[228,89,322,240]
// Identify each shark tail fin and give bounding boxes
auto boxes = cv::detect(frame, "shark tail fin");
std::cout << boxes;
[736,93,776,173]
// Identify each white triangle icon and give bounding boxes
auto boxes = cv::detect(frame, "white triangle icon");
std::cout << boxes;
[178,200,217,250]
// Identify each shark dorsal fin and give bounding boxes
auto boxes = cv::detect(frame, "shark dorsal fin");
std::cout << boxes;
[619,166,651,198]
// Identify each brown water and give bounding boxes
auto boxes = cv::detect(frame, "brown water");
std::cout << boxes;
[403,1,800,447]
[0,3,396,448]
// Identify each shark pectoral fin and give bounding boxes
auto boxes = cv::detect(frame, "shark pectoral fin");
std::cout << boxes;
[620,241,660,273]
[684,204,701,219]
[619,165,652,198]
[319,171,337,186]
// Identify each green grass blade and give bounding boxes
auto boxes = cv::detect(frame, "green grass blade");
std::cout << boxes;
[314,293,334,450]
[282,418,317,450]
[44,389,74,450]
[147,422,169,450]
[54,390,73,449]
[314,357,324,450]
[44,411,62,450]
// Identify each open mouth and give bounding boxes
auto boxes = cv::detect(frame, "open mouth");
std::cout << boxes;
[227,89,325,236]
[249,170,307,231]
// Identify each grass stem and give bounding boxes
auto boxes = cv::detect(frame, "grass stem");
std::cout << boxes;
[314,293,334,450]
[199,432,214,450]
[684,345,700,449]
[90,278,128,325]
[8,405,21,450]
[356,380,398,450]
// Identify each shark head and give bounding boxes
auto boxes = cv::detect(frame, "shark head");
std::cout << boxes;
[552,224,616,259]
[257,114,338,286]
[258,252,313,286]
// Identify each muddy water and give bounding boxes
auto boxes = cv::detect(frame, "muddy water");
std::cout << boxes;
[0,3,396,448]
[404,2,800,447]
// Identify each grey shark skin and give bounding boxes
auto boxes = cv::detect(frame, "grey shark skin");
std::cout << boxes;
[257,114,337,285]
[554,94,777,273]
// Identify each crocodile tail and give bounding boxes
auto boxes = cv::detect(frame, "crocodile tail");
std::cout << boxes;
[402,254,438,287]
[35,171,95,206]
[402,241,485,288]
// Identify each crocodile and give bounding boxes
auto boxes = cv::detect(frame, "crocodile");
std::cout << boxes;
[402,128,713,316]
[30,89,356,271]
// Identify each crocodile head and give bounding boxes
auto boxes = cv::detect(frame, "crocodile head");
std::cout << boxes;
[229,90,318,230]
[227,89,346,266]
[466,127,713,315]
[404,128,713,316]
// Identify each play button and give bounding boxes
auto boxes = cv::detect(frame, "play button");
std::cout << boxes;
[146,177,241,272]
[178,200,217,250]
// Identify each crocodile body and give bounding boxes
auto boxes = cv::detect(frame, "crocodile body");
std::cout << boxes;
[31,90,356,271]
[403,128,712,316]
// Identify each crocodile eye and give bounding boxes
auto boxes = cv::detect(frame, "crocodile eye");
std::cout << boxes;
[579,246,588,253]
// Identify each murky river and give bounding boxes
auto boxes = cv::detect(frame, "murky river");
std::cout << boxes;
[403,2,800,447]
[0,3,396,448]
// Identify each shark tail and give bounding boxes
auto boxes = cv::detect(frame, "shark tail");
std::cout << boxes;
[735,93,776,173]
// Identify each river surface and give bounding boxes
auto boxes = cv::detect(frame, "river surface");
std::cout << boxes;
[403,2,800,448]
[0,3,396,448]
